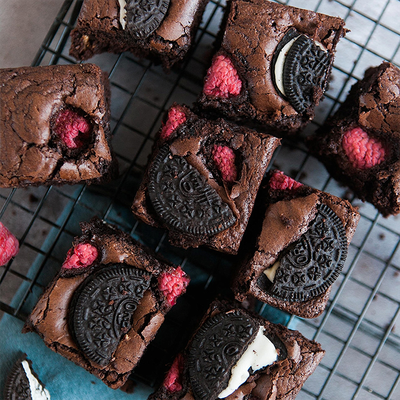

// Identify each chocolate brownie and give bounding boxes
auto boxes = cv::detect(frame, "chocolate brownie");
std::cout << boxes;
[23,217,189,389]
[132,104,280,254]
[69,0,209,70]
[4,355,50,400]
[233,170,360,319]
[307,62,400,216]
[149,299,325,400]
[0,64,117,188]
[196,0,346,135]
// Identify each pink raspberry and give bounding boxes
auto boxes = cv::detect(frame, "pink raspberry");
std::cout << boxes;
[203,54,242,98]
[62,243,98,269]
[160,107,187,140]
[212,145,237,183]
[163,354,184,393]
[158,266,189,306]
[269,170,303,191]
[53,109,92,149]
[0,222,19,266]
[342,127,386,170]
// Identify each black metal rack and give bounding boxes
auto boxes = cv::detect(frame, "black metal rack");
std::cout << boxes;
[1,0,400,399]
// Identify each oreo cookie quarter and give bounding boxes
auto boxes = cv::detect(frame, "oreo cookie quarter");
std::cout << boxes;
[263,204,347,302]
[69,264,151,366]
[148,145,236,236]
[125,0,170,39]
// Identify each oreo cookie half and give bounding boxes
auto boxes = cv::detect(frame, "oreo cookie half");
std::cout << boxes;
[187,310,258,400]
[271,28,331,114]
[69,264,151,366]
[262,204,347,302]
[125,0,170,39]
[148,145,236,236]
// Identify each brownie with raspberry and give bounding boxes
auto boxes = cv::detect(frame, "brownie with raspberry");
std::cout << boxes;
[0,64,117,188]
[232,170,360,319]
[23,217,189,389]
[307,62,400,216]
[132,104,280,254]
[148,299,325,400]
[70,0,209,70]
[196,0,346,135]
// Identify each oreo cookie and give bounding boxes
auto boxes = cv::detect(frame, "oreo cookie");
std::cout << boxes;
[4,355,50,400]
[272,28,331,114]
[125,0,170,39]
[261,204,347,302]
[148,145,236,236]
[69,264,151,366]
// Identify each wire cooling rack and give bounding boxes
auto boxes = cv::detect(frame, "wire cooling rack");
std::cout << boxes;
[1,0,400,399]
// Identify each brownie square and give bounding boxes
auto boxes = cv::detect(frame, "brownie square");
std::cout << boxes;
[233,170,360,319]
[0,64,117,188]
[307,62,400,216]
[23,217,189,389]
[196,0,346,135]
[69,0,209,70]
[149,299,325,400]
[132,104,280,254]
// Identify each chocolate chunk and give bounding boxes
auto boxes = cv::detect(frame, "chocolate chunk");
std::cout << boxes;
[148,145,236,236]
[69,264,151,366]
[187,310,258,400]
[268,204,347,302]
[125,0,170,39]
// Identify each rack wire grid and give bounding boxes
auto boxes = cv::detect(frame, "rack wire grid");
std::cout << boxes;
[1,0,400,399]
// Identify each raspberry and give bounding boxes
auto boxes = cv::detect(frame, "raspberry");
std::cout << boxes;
[0,222,19,266]
[212,145,237,183]
[342,127,386,170]
[158,266,189,306]
[269,170,303,191]
[160,107,187,140]
[163,354,184,393]
[62,243,98,269]
[53,109,92,149]
[203,55,242,98]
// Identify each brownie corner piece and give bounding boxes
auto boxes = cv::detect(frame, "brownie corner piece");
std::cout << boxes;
[131,103,280,254]
[196,0,346,135]
[0,63,117,188]
[233,170,360,319]
[149,299,324,400]
[307,61,400,217]
[69,0,209,70]
[23,217,189,389]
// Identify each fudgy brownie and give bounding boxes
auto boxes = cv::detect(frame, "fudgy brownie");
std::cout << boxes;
[132,104,280,254]
[70,0,209,70]
[0,64,117,188]
[23,217,189,389]
[4,355,50,400]
[307,62,400,216]
[196,0,346,135]
[149,299,325,400]
[233,170,360,319]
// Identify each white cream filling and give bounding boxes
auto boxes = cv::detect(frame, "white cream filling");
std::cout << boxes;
[118,0,127,29]
[22,360,51,400]
[218,326,278,398]
[274,36,328,96]
[264,260,280,283]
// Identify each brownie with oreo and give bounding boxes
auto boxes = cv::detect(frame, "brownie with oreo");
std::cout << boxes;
[233,170,360,319]
[149,299,325,400]
[307,62,400,216]
[196,0,346,135]
[0,64,117,188]
[70,0,209,70]
[4,355,50,400]
[23,217,189,389]
[132,104,280,254]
